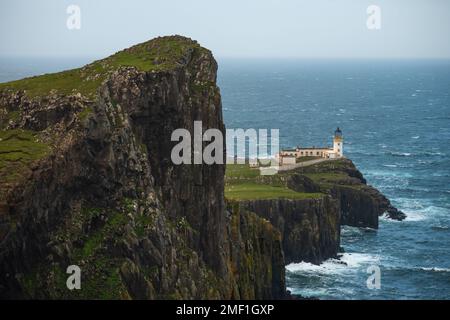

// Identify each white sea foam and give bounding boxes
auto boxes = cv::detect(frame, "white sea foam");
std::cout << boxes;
[431,225,449,231]
[380,212,402,222]
[420,267,450,273]
[286,253,380,276]
[392,202,449,222]
[403,211,426,222]
[389,152,412,157]
[385,198,446,222]
[341,225,365,236]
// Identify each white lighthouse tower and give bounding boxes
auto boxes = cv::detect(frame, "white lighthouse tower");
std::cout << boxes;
[333,127,343,158]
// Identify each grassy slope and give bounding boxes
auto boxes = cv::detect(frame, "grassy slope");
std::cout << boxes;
[225,164,323,200]
[297,159,364,191]
[0,130,49,191]
[0,36,206,194]
[0,36,205,98]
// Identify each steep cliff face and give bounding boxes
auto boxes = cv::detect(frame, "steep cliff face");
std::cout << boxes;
[289,159,406,229]
[225,159,406,266]
[0,36,285,299]
[0,36,405,299]
[236,197,340,264]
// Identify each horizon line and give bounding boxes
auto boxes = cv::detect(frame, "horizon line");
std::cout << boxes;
[0,54,450,61]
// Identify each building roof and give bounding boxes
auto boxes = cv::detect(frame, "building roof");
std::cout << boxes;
[296,147,331,150]
[281,146,332,151]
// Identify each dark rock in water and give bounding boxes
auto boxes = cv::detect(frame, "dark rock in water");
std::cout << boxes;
[334,260,347,266]
[385,206,407,221]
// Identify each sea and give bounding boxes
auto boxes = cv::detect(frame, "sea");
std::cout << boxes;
[1,57,449,300]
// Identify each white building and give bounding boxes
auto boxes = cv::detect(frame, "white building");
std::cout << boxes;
[278,128,344,162]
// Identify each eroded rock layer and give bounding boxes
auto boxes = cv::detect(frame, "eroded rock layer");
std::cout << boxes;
[0,36,285,299]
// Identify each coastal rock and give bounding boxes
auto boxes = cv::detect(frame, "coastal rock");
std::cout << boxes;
[0,35,405,299]
[291,158,407,228]
[229,158,406,265]
[0,36,285,299]
[236,196,340,264]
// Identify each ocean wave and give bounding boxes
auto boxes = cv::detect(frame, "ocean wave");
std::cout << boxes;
[365,169,412,178]
[388,199,430,221]
[431,225,449,231]
[347,151,381,157]
[388,152,412,157]
[386,151,446,158]
[286,253,380,276]
[403,211,427,222]
[422,151,446,157]
[391,201,449,221]
[382,265,450,275]
[380,212,402,222]
[341,225,365,236]
[420,267,450,273]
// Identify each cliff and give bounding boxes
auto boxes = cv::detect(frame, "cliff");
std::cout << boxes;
[0,36,404,299]
[235,197,340,265]
[287,159,406,228]
[225,159,406,265]
[0,36,284,299]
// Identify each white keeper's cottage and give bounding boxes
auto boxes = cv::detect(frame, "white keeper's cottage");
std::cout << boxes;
[277,128,344,165]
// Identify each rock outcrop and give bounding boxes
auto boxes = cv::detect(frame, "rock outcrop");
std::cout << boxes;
[236,196,340,264]
[227,159,406,265]
[0,36,405,299]
[288,159,406,229]
[0,36,285,299]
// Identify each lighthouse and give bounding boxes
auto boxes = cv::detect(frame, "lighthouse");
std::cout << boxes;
[277,127,344,162]
[333,127,343,157]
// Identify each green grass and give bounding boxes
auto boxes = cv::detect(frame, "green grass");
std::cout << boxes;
[1,110,21,129]
[78,106,93,121]
[0,129,50,184]
[225,163,324,200]
[225,164,260,179]
[225,183,323,200]
[0,36,206,98]
[304,172,348,182]
[302,171,363,191]
[296,156,321,163]
[72,209,128,259]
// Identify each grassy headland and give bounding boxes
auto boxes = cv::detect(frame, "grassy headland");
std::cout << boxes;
[0,36,207,98]
[225,164,324,200]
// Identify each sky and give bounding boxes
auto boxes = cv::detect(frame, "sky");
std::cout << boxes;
[0,0,450,59]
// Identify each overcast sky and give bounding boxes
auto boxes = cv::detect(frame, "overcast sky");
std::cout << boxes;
[1,0,449,59]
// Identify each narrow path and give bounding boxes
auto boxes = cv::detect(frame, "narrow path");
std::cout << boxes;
[277,157,339,172]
